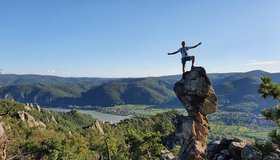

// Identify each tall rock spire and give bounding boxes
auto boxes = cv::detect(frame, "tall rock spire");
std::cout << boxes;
[174,66,218,160]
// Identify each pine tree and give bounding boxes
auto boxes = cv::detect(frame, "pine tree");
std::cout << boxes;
[258,76,280,148]
[259,76,280,99]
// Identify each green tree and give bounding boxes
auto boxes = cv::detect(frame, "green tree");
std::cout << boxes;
[259,76,280,99]
[126,130,164,160]
[258,76,280,148]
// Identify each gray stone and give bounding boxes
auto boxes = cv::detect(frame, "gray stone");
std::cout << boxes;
[206,138,257,160]
[206,139,235,160]
[220,149,231,157]
[160,149,175,160]
[241,145,263,160]
[263,156,280,160]
[217,155,226,160]
[228,141,246,158]
[205,140,221,159]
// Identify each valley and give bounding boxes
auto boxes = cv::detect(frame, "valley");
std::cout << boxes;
[0,70,279,142]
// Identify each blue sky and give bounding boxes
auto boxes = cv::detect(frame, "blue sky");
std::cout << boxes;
[0,0,279,77]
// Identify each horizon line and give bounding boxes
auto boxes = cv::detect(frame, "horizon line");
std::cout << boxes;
[0,69,278,79]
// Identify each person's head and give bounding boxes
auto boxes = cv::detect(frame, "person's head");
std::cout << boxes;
[181,41,186,47]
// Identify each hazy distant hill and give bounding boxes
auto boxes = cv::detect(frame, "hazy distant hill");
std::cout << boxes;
[0,74,114,106]
[0,83,85,104]
[0,74,113,86]
[211,70,280,112]
[0,70,279,112]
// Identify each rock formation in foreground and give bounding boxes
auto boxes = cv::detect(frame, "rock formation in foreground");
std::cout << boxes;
[206,138,280,160]
[0,122,7,160]
[173,66,218,160]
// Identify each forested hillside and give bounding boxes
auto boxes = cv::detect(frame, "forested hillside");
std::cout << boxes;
[0,100,177,159]
[0,70,279,113]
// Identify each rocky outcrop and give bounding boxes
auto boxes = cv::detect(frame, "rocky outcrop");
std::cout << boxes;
[160,149,175,160]
[17,111,46,129]
[23,103,33,110]
[51,115,58,124]
[173,66,218,160]
[23,103,41,112]
[241,145,263,160]
[82,121,104,135]
[34,104,41,112]
[174,67,217,116]
[206,138,280,160]
[0,122,7,160]
[171,66,279,160]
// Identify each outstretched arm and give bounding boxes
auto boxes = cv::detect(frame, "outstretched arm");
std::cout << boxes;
[167,50,179,55]
[189,42,202,49]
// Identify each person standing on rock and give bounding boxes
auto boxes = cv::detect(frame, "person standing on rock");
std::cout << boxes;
[167,41,202,73]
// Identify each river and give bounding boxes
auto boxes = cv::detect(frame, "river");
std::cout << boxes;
[44,108,131,124]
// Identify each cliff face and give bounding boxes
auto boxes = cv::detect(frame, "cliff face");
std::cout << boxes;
[173,67,218,160]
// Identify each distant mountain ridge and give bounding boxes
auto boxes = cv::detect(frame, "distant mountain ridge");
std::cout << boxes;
[0,70,279,113]
[79,78,175,106]
[0,74,114,86]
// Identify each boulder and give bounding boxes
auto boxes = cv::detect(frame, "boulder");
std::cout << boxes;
[263,157,280,160]
[206,139,235,159]
[241,145,263,160]
[205,140,221,159]
[206,138,256,160]
[228,141,246,158]
[160,149,175,160]
[220,149,231,159]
